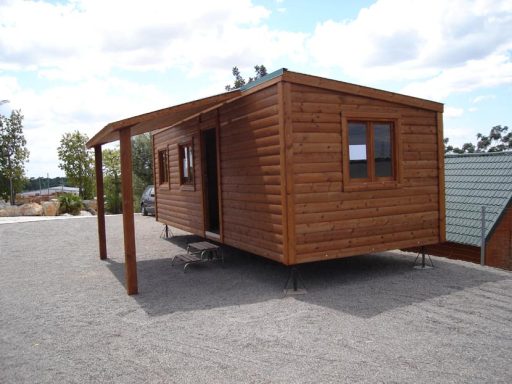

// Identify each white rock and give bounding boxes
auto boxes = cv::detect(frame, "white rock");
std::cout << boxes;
[19,203,43,216]
[42,201,60,216]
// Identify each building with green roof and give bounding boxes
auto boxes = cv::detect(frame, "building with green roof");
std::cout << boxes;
[425,152,512,270]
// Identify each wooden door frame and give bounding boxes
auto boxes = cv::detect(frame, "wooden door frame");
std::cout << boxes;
[200,117,223,241]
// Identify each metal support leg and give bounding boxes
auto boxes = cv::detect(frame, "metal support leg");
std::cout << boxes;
[413,246,434,269]
[160,224,173,239]
[284,266,307,295]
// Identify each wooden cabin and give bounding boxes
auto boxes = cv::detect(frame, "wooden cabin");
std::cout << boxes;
[421,153,512,270]
[150,69,445,266]
[87,68,445,294]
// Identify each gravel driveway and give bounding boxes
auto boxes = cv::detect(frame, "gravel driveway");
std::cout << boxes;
[1,215,511,383]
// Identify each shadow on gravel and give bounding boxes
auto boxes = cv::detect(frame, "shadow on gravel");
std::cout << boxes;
[105,237,508,319]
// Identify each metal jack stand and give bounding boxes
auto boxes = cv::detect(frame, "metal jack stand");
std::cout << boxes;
[284,266,307,295]
[413,246,434,269]
[160,224,174,239]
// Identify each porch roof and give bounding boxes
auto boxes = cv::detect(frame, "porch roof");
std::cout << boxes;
[86,68,443,149]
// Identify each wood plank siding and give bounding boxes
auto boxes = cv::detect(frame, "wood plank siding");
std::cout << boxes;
[219,85,284,262]
[419,242,481,264]
[153,84,285,263]
[486,206,512,270]
[153,117,205,235]
[288,83,441,264]
[422,206,511,270]
[152,77,443,266]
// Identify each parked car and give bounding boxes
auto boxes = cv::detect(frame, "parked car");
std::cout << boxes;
[140,185,155,216]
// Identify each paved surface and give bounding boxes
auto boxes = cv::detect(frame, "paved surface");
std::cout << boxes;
[1,215,511,383]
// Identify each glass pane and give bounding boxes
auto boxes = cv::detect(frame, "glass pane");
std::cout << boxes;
[187,145,193,181]
[182,147,188,178]
[374,123,393,177]
[348,122,368,179]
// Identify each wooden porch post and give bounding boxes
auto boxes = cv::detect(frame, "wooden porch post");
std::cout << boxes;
[94,145,107,260]
[119,128,138,295]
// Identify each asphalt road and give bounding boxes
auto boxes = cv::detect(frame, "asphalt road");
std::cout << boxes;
[1,215,511,383]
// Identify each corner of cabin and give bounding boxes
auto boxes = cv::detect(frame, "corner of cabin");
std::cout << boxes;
[284,79,443,264]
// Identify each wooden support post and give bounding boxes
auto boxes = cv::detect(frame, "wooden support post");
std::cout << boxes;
[94,145,107,260]
[119,128,138,295]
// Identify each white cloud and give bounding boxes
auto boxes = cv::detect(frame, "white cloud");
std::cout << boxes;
[307,0,512,100]
[0,0,306,80]
[1,75,175,177]
[400,53,512,100]
[2,0,512,178]
[472,94,496,103]
[445,106,464,118]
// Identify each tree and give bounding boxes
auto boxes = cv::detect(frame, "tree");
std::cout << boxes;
[445,125,511,154]
[103,148,122,214]
[0,110,30,204]
[57,131,94,199]
[132,133,153,211]
[225,65,268,91]
[132,133,153,185]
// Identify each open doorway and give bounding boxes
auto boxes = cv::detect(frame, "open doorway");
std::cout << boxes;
[202,128,220,238]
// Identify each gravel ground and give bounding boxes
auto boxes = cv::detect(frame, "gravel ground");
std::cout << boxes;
[1,215,511,383]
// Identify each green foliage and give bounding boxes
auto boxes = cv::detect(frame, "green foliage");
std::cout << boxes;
[131,133,153,211]
[103,148,121,214]
[225,65,268,91]
[445,125,511,154]
[58,193,83,215]
[132,133,153,185]
[0,109,30,204]
[57,131,94,199]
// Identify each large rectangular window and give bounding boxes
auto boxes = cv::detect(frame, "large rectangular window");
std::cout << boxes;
[179,141,194,186]
[348,122,368,179]
[158,149,169,185]
[373,123,393,177]
[346,119,396,183]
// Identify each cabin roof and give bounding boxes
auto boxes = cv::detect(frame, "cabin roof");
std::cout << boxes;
[86,68,443,148]
[444,152,512,246]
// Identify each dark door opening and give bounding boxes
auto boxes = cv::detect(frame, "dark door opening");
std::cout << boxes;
[202,128,220,235]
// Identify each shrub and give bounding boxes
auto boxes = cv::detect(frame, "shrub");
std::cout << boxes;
[58,193,83,215]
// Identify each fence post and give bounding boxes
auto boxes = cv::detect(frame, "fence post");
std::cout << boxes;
[480,205,486,266]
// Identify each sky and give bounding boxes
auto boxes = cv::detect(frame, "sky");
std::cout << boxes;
[0,0,511,178]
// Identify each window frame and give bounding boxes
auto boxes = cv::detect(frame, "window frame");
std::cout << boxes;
[178,139,195,191]
[157,147,170,188]
[341,112,402,192]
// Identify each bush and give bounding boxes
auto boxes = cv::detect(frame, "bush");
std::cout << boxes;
[58,193,83,215]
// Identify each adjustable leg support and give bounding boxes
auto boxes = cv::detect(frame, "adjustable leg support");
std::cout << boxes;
[284,266,307,295]
[160,224,174,239]
[413,246,434,269]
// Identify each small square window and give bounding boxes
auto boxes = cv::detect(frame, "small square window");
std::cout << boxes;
[343,115,400,191]
[157,149,169,185]
[347,120,394,181]
[179,141,194,186]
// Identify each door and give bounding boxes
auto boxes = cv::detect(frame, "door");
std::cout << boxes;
[202,128,220,235]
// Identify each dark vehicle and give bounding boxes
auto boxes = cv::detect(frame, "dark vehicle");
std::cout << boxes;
[141,185,155,216]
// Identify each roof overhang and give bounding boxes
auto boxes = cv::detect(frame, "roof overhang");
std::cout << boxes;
[87,68,443,148]
[86,90,241,148]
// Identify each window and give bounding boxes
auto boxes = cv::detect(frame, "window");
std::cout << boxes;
[179,141,194,186]
[342,115,400,190]
[158,149,169,185]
